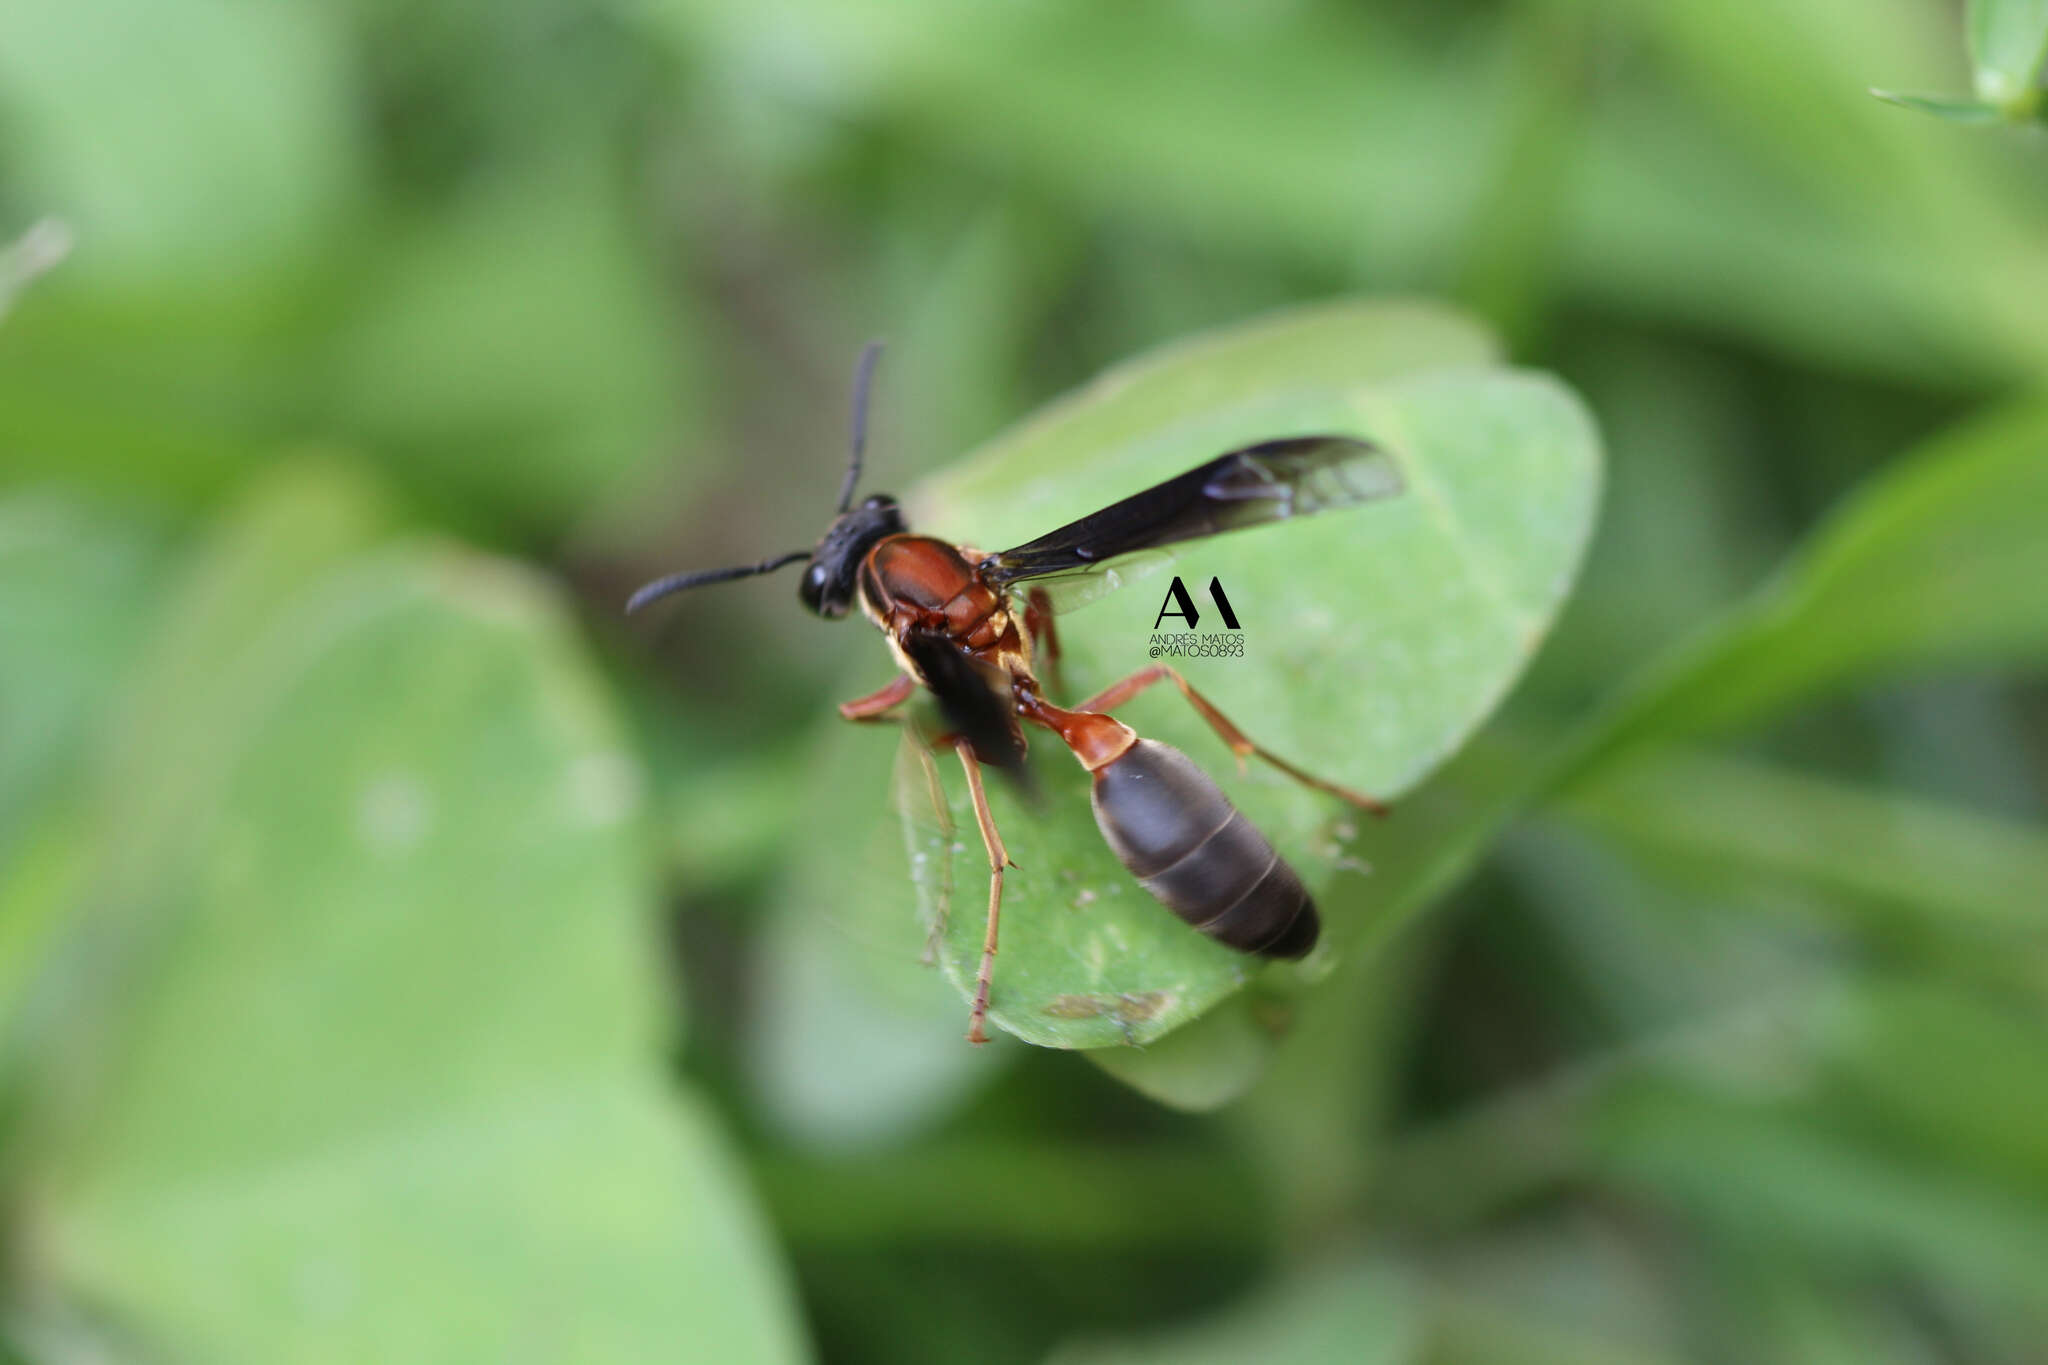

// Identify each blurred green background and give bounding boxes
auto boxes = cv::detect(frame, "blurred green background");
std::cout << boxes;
[5,0,2048,1361]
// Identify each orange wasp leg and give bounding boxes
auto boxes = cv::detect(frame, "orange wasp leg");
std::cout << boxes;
[954,738,1016,1045]
[838,673,917,722]
[1072,664,1388,816]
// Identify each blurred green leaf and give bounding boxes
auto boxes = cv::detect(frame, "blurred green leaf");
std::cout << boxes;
[1821,983,2048,1199]
[0,0,347,495]
[757,1138,1259,1252]
[641,1,1498,282]
[1582,0,2048,385]
[0,219,72,322]
[1415,1216,1694,1365]
[0,494,165,1033]
[1085,994,1278,1112]
[1562,748,2048,943]
[1369,985,1838,1238]
[1969,0,2048,108]
[322,147,691,538]
[651,0,2048,387]
[0,0,363,288]
[1231,913,1441,1238]
[1047,1258,1419,1365]
[0,495,163,851]
[27,513,804,1361]
[748,719,990,1150]
[0,804,89,1050]
[82,459,399,935]
[1318,391,2048,1214]
[1370,972,2048,1356]
[1560,400,2048,783]
[864,300,1600,1068]
[1869,89,2007,124]
[1715,1259,1953,1365]
[1594,1084,2048,1317]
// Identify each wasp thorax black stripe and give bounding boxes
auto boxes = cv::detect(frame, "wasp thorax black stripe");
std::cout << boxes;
[1089,739,1319,959]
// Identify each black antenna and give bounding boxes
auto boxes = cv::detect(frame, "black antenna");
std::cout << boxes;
[629,343,885,616]
[625,549,811,614]
[836,340,884,514]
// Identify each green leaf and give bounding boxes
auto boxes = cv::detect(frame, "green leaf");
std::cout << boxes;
[0,0,362,288]
[323,147,690,537]
[1203,397,2048,1129]
[0,495,165,1037]
[83,458,398,936]
[1587,1,2048,385]
[0,495,164,855]
[837,300,1600,1062]
[29,525,805,1360]
[1869,89,2008,124]
[1561,748,2048,942]
[1559,399,2048,783]
[0,219,72,322]
[1085,994,1280,1112]
[1818,982,2048,1195]
[1594,1085,2048,1316]
[641,3,1496,284]
[1821,982,2048,1200]
[1969,0,2048,108]
[747,717,991,1150]
[1047,1258,1420,1365]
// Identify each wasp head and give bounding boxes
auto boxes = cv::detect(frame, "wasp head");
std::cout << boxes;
[799,493,905,618]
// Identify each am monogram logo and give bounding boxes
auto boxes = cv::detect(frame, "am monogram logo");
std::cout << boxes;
[1151,576,1241,631]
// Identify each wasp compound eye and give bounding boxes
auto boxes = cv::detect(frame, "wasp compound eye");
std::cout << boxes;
[799,559,843,618]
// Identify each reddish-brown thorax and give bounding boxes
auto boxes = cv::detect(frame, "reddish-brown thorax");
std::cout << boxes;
[858,533,1136,771]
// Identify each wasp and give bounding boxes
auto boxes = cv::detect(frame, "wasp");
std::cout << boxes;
[630,345,1402,1043]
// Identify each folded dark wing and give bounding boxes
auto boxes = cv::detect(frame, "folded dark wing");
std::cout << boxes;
[900,627,1030,782]
[981,435,1401,592]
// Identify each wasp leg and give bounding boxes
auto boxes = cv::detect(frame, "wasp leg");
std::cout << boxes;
[1072,664,1387,816]
[1023,587,1065,701]
[955,737,1015,1045]
[839,672,916,722]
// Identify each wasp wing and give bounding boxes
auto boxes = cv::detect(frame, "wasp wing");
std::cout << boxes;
[979,435,1400,608]
[899,627,1032,789]
[1005,547,1181,616]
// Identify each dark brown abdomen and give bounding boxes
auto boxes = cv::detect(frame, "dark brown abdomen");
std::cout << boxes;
[1089,738,1318,958]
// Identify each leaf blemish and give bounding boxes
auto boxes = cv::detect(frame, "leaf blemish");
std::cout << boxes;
[358,773,431,854]
[1114,991,1171,1023]
[565,751,640,826]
